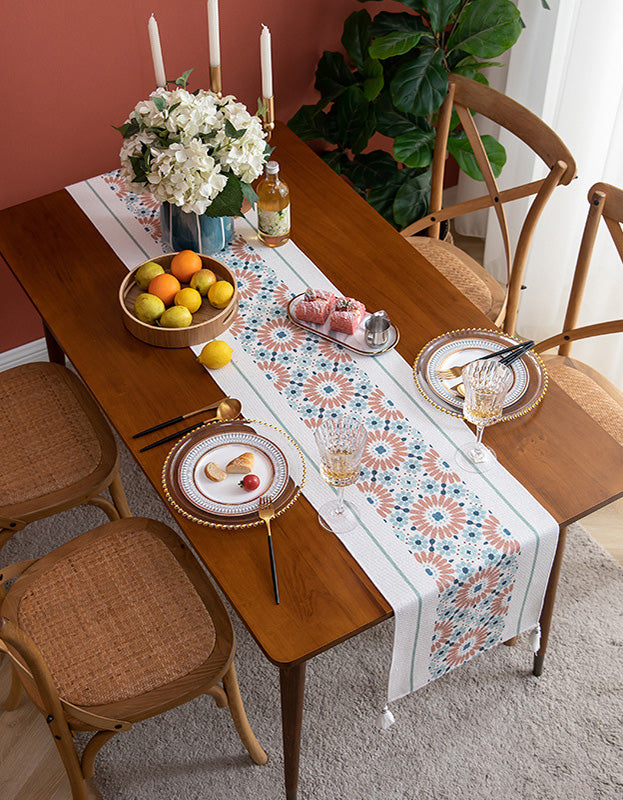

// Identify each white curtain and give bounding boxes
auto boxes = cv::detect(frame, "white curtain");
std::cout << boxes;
[459,0,623,389]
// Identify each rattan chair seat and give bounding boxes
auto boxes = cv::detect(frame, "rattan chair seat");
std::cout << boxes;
[408,236,494,315]
[546,358,623,446]
[0,363,103,506]
[17,525,216,706]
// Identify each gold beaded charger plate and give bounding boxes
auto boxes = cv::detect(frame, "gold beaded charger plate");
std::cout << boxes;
[287,294,400,356]
[162,419,305,529]
[413,328,547,420]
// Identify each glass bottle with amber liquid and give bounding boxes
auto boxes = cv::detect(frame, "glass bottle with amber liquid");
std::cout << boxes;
[257,161,290,247]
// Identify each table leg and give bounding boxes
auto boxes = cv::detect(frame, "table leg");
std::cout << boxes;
[43,321,65,365]
[533,525,568,677]
[280,661,306,800]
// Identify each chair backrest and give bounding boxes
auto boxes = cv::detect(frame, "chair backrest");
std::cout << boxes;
[534,182,623,356]
[401,73,577,335]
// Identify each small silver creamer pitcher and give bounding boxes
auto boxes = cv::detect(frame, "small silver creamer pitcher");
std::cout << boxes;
[364,311,391,348]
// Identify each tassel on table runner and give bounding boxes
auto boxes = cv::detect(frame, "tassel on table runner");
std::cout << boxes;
[376,704,396,730]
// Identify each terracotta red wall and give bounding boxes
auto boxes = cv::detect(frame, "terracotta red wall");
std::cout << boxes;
[1,0,402,354]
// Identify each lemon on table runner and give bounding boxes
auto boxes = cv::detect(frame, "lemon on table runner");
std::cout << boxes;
[174,287,202,313]
[208,280,234,309]
[198,340,233,369]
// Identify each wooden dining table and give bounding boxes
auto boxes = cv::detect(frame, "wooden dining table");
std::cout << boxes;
[1,123,622,799]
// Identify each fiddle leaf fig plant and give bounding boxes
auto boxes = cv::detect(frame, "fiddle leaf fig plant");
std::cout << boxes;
[288,0,525,229]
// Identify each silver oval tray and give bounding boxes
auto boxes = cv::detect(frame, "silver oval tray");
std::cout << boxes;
[287,294,400,356]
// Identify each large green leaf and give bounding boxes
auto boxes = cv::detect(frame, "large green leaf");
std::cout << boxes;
[346,150,401,192]
[335,86,376,154]
[371,11,430,38]
[204,174,243,217]
[287,104,328,141]
[341,10,372,71]
[447,0,522,58]
[447,132,507,181]
[314,51,357,103]
[319,150,351,175]
[374,91,422,138]
[369,31,424,60]
[391,47,448,116]
[425,0,462,33]
[393,170,431,228]
[367,177,404,226]
[393,125,435,168]
[362,57,384,101]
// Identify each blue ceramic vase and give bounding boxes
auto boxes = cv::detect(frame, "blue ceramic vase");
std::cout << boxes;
[160,202,234,255]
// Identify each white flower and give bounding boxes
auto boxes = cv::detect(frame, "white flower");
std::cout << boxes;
[117,83,268,215]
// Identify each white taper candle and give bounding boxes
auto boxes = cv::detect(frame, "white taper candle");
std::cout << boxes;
[207,0,221,69]
[148,15,167,88]
[260,24,273,99]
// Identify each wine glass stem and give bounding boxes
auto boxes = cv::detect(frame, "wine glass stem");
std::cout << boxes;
[335,486,346,515]
[472,425,486,461]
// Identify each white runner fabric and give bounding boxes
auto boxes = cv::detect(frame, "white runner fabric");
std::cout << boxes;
[67,174,558,704]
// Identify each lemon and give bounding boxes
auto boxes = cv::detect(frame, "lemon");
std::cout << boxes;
[198,340,233,369]
[160,306,193,328]
[134,261,165,290]
[174,287,202,314]
[134,292,165,324]
[208,280,234,309]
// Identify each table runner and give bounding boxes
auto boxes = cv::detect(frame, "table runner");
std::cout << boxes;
[68,172,558,704]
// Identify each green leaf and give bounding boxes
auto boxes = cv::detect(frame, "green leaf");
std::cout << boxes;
[362,57,384,101]
[335,86,376,154]
[341,10,372,72]
[346,150,400,192]
[447,0,523,58]
[541,0,551,9]
[447,132,506,181]
[287,104,340,142]
[241,181,258,208]
[425,0,462,33]
[129,154,148,183]
[112,119,140,138]
[224,119,245,139]
[314,51,357,103]
[174,68,194,89]
[369,31,424,60]
[393,126,435,168]
[371,11,430,38]
[391,47,448,116]
[367,179,403,226]
[374,91,421,138]
[320,150,350,175]
[393,170,431,228]
[204,174,244,217]
[152,96,166,113]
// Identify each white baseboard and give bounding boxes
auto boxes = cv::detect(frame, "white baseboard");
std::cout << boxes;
[0,338,49,371]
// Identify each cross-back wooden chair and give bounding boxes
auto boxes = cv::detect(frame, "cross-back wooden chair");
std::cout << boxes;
[0,362,131,556]
[401,73,577,335]
[532,181,623,677]
[0,517,267,799]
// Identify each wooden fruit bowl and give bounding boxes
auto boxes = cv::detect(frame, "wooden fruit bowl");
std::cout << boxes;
[119,253,238,348]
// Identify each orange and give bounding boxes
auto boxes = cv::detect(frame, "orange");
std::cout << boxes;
[170,250,203,283]
[148,273,181,306]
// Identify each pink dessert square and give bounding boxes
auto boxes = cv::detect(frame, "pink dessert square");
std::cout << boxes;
[329,297,366,335]
[294,288,336,324]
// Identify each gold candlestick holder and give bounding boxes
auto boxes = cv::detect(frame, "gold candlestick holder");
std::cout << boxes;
[210,65,222,97]
[262,96,275,140]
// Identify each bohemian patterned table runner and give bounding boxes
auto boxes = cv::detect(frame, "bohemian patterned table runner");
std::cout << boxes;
[68,172,558,705]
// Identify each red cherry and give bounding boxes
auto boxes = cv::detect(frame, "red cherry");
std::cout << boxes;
[239,474,260,491]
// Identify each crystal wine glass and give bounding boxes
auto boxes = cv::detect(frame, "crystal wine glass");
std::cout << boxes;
[456,359,514,472]
[314,416,368,533]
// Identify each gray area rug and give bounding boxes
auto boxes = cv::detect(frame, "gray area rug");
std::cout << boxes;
[2,439,622,800]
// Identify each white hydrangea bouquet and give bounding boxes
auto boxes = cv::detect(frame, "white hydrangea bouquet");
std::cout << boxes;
[115,70,270,217]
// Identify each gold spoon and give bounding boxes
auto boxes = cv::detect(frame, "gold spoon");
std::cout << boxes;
[139,398,242,452]
[455,383,465,398]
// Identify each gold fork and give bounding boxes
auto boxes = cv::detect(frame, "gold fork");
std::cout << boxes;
[258,496,280,605]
